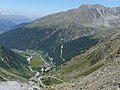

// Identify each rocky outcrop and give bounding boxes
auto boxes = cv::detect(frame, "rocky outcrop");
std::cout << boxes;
[53,57,120,90]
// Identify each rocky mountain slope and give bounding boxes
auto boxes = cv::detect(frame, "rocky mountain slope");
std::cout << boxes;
[0,44,32,81]
[1,4,120,65]
[0,4,120,65]
[0,4,120,90]
[53,57,120,90]
[51,28,120,90]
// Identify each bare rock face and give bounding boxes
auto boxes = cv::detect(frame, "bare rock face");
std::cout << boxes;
[75,58,120,90]
[26,4,120,29]
[0,81,41,90]
[53,57,120,90]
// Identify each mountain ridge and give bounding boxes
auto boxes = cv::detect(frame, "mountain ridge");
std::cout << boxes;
[0,8,41,33]
[0,4,120,65]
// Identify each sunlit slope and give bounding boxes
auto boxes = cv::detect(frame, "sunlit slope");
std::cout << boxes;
[54,28,120,81]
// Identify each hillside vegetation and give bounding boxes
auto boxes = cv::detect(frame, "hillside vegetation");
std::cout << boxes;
[1,4,120,65]
[50,28,120,89]
[0,44,32,81]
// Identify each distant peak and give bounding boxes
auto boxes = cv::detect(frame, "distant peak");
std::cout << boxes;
[79,4,107,10]
[93,4,107,8]
[93,4,105,7]
[79,4,92,9]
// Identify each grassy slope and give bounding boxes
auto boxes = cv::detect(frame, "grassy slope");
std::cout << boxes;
[41,77,62,86]
[0,67,28,81]
[54,28,120,82]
